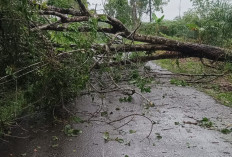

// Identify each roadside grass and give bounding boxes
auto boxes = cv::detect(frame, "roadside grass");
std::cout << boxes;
[155,58,232,107]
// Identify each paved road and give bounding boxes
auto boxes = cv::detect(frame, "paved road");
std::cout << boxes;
[1,62,232,157]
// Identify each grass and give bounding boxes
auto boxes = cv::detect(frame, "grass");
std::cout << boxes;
[157,58,207,74]
[170,79,188,86]
[155,58,232,107]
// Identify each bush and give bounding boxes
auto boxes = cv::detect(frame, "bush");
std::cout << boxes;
[0,0,93,135]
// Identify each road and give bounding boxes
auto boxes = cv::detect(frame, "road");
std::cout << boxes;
[1,62,231,157]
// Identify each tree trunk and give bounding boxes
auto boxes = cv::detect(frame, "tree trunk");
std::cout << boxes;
[32,1,232,63]
[149,0,152,22]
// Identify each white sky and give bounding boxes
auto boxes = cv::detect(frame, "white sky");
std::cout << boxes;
[88,0,193,21]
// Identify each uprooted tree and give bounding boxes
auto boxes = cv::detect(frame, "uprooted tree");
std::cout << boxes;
[0,0,232,134]
[31,0,232,62]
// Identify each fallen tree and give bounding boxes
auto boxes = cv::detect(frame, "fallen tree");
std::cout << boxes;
[30,0,232,63]
[0,0,231,138]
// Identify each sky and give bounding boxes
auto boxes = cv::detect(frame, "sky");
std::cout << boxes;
[88,0,193,21]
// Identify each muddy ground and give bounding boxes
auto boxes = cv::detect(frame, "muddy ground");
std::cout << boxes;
[0,62,232,157]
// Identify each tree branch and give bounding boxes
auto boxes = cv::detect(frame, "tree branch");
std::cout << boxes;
[31,2,232,62]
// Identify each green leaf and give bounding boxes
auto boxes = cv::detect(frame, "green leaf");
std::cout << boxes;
[115,137,124,143]
[72,116,84,123]
[5,66,13,75]
[201,117,209,122]
[71,129,82,136]
[64,124,71,134]
[99,15,107,21]
[156,135,162,140]
[155,133,162,140]
[101,111,108,117]
[64,125,82,136]
[160,15,165,21]
[42,2,48,9]
[115,107,120,111]
[152,13,158,21]
[52,136,59,141]
[129,130,136,134]
[103,132,110,141]
[221,128,232,134]
[51,144,59,148]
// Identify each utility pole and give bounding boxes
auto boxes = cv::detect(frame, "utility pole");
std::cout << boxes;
[149,0,152,22]
[179,0,182,18]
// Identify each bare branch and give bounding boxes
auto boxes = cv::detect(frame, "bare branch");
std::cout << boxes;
[31,1,232,62]
[74,0,90,16]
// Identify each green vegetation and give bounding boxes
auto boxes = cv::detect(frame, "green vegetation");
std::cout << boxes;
[155,133,162,140]
[199,117,213,128]
[64,124,82,137]
[156,58,232,107]
[1,0,232,139]
[217,92,232,106]
[103,132,124,143]
[129,70,152,93]
[140,0,232,47]
[119,96,133,103]
[170,79,188,87]
[157,59,204,74]
[221,128,232,134]
[0,0,94,135]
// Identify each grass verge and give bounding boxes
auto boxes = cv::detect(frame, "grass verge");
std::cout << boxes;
[155,58,232,107]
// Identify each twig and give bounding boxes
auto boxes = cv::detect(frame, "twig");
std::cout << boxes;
[0,138,9,143]
[15,122,29,132]
[3,133,30,139]
[134,90,152,104]
[113,117,134,130]
[127,22,141,39]
[87,105,102,122]
[200,58,217,69]
[187,75,222,83]
[108,113,154,141]
[150,71,225,77]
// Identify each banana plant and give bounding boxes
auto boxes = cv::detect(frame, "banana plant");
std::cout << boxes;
[152,13,165,35]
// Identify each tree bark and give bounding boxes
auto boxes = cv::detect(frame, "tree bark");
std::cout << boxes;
[32,1,232,63]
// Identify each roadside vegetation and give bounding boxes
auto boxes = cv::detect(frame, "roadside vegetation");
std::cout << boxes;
[151,0,232,107]
[156,58,232,107]
[0,0,92,136]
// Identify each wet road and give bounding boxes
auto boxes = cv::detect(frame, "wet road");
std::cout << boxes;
[1,62,232,157]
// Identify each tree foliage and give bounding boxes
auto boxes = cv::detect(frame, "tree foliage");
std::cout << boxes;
[104,0,169,26]
[105,0,132,25]
[0,0,93,135]
[140,0,232,47]
[190,0,232,46]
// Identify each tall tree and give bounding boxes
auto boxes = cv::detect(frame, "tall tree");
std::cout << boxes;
[104,0,169,25]
[142,0,169,22]
[104,0,132,25]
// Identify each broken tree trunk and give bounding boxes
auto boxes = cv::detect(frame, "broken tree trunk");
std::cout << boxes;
[31,1,232,63]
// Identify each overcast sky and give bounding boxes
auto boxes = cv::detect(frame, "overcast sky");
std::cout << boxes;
[88,0,193,21]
